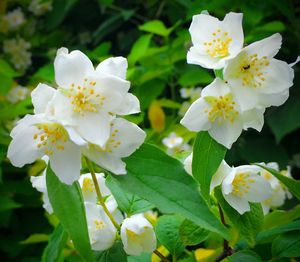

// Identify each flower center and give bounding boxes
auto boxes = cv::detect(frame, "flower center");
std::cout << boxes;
[33,123,68,155]
[94,220,105,229]
[239,53,270,88]
[232,172,255,197]
[67,79,106,115]
[82,178,94,193]
[203,29,232,58]
[204,94,239,124]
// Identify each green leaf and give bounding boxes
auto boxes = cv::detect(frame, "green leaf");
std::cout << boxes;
[192,132,227,201]
[0,99,32,120]
[42,224,68,262]
[0,196,22,212]
[139,20,172,37]
[256,165,300,201]
[178,68,213,86]
[94,241,127,262]
[267,92,300,142]
[106,175,154,216]
[0,59,20,77]
[228,250,261,262]
[257,220,300,244]
[215,188,264,246]
[155,215,185,256]
[32,64,54,83]
[128,35,152,66]
[272,231,300,258]
[20,234,49,244]
[127,253,151,262]
[46,165,94,261]
[0,73,13,96]
[114,143,229,239]
[179,219,209,246]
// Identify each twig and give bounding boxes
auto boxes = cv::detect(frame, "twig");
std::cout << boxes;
[153,249,170,262]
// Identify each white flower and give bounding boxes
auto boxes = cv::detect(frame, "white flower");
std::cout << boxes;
[121,214,156,256]
[162,132,183,149]
[4,8,25,30]
[223,34,294,111]
[30,164,53,214]
[259,162,291,214]
[211,161,272,214]
[180,78,265,149]
[29,0,52,16]
[49,48,140,147]
[83,118,145,175]
[79,173,111,203]
[183,153,193,175]
[85,202,117,251]
[3,38,31,71]
[6,85,29,103]
[187,12,243,69]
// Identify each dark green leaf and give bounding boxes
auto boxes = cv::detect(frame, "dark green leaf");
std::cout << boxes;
[228,250,261,262]
[272,231,300,258]
[179,219,209,246]
[192,132,227,201]
[115,143,229,239]
[257,165,300,201]
[0,196,22,212]
[46,165,94,261]
[106,175,154,216]
[42,224,68,262]
[215,188,263,246]
[155,215,185,256]
[257,220,300,244]
[178,68,213,86]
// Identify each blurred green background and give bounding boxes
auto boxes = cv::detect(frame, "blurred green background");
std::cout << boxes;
[0,0,299,261]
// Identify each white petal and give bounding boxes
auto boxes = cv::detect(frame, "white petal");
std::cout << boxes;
[31,84,56,114]
[108,118,146,157]
[259,89,289,107]
[7,125,43,167]
[183,153,193,175]
[180,98,211,132]
[209,118,243,149]
[245,33,282,58]
[244,174,273,202]
[210,160,231,193]
[30,174,47,193]
[114,93,140,115]
[65,126,87,146]
[223,193,250,215]
[201,78,231,97]
[187,47,224,69]
[96,57,128,79]
[50,141,81,185]
[222,169,236,194]
[289,56,300,67]
[75,111,113,148]
[242,107,265,132]
[54,47,94,88]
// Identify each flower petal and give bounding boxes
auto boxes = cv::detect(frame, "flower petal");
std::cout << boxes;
[54,47,94,88]
[96,57,128,79]
[31,83,56,114]
[114,93,140,115]
[242,107,265,132]
[50,141,81,185]
[223,193,250,215]
[210,160,231,193]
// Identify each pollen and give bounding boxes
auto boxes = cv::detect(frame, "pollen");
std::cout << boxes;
[203,29,232,58]
[94,220,105,229]
[204,94,239,125]
[239,53,270,88]
[82,177,94,193]
[34,123,68,155]
[232,172,255,197]
[68,80,106,115]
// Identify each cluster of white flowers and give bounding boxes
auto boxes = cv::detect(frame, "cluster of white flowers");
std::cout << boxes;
[31,171,156,255]
[3,8,25,31]
[29,0,52,16]
[3,38,32,71]
[162,132,190,155]
[8,48,146,184]
[6,85,29,103]
[184,154,292,214]
[181,11,297,149]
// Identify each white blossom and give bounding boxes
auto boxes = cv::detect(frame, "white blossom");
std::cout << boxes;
[211,161,272,214]
[4,8,25,30]
[183,153,193,175]
[223,34,295,110]
[6,85,29,103]
[29,0,52,16]
[121,214,156,256]
[187,12,244,69]
[180,78,265,149]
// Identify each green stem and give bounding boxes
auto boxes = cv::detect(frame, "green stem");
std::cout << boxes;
[85,157,121,230]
